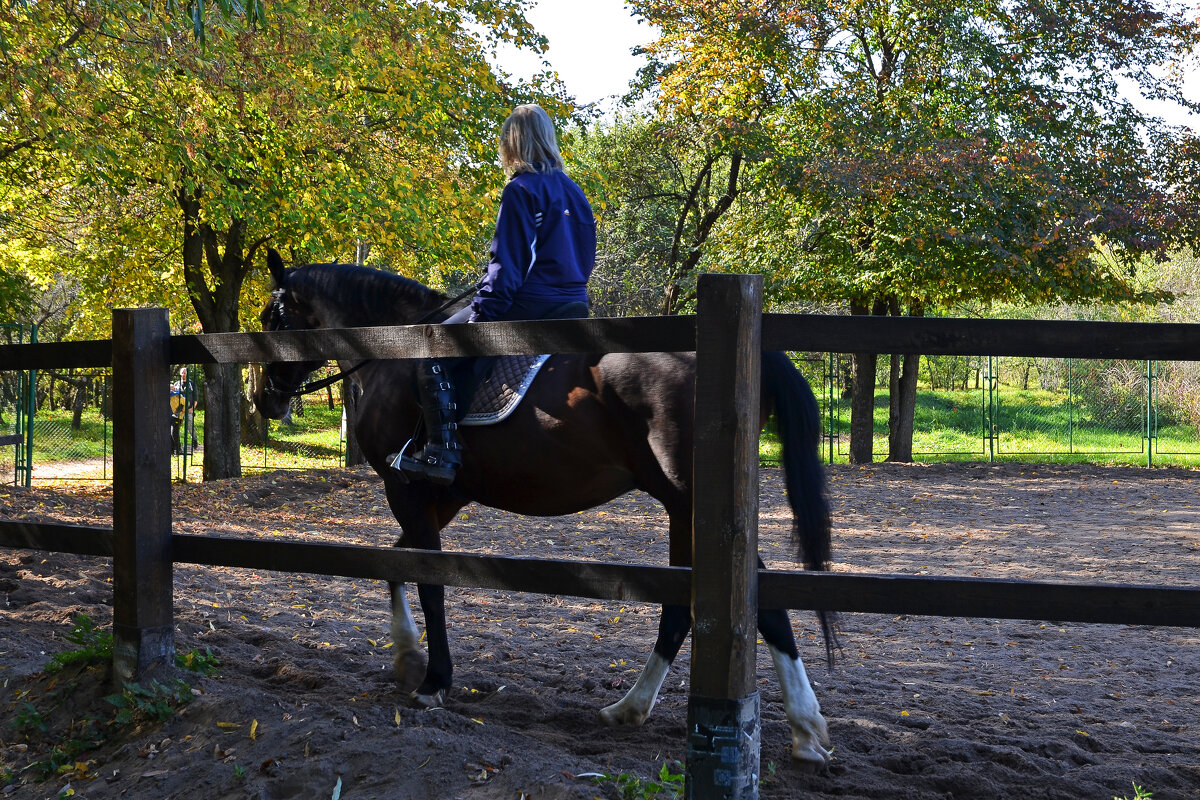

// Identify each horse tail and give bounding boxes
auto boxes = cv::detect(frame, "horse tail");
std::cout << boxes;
[761,350,838,664]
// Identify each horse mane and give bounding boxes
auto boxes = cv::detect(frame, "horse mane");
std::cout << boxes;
[285,263,450,327]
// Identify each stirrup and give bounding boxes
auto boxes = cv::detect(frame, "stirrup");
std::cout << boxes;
[389,449,458,486]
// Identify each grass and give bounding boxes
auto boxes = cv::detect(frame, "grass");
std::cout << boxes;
[21,384,1200,475]
[591,762,685,799]
[762,385,1200,467]
[22,402,348,477]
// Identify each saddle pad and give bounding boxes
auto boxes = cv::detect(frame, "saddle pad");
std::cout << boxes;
[460,354,552,426]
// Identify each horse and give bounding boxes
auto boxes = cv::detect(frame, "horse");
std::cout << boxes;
[252,248,837,766]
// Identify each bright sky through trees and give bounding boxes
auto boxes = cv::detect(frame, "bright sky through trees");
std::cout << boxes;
[490,0,657,106]
[497,0,1196,129]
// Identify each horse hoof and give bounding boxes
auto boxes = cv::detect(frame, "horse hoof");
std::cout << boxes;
[393,649,426,693]
[790,737,831,771]
[412,689,445,709]
[599,701,647,728]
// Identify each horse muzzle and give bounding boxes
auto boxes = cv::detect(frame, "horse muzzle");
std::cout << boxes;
[253,385,293,420]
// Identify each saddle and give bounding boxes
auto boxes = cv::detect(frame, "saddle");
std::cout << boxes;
[451,299,587,427]
[455,354,551,426]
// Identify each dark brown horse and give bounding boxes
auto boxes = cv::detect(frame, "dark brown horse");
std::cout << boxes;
[253,249,836,765]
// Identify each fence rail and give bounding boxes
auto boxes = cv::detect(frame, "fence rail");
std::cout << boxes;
[3,520,1196,628]
[4,293,1200,799]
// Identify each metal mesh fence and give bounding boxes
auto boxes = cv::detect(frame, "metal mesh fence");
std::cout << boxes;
[17,364,348,485]
[0,371,22,486]
[241,365,349,476]
[27,370,113,483]
[806,353,1200,466]
[15,353,1200,479]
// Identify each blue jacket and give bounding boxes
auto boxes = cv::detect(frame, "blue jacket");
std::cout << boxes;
[471,167,596,322]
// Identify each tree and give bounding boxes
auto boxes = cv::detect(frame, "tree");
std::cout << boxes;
[633,0,1200,462]
[568,115,751,316]
[2,0,559,477]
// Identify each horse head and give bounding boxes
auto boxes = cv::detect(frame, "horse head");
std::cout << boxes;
[253,248,327,419]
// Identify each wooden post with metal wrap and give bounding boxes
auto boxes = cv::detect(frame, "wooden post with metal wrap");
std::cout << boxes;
[688,274,763,799]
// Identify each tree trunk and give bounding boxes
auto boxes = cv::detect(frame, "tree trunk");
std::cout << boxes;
[203,363,242,480]
[887,351,901,458]
[343,378,365,467]
[848,299,879,464]
[241,364,269,446]
[71,381,86,430]
[886,301,923,463]
[178,187,259,480]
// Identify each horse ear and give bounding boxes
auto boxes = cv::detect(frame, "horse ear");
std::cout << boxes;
[267,248,287,287]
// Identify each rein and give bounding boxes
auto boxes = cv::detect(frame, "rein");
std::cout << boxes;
[414,283,476,324]
[289,362,369,397]
[272,283,476,400]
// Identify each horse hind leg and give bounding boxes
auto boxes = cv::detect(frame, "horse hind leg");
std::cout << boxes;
[759,606,831,769]
[600,603,690,727]
[601,491,692,728]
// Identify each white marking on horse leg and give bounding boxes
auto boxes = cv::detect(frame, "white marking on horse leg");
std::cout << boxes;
[600,652,671,727]
[390,583,426,692]
[390,582,420,649]
[770,645,831,767]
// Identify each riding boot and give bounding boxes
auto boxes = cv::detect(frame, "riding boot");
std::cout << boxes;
[388,360,462,486]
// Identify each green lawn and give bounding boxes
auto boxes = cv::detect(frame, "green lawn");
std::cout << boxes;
[26,404,347,477]
[761,386,1200,467]
[23,385,1200,476]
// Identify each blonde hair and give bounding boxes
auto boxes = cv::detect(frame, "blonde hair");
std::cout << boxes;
[498,104,564,177]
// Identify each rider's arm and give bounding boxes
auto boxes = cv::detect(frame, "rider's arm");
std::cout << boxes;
[471,180,538,322]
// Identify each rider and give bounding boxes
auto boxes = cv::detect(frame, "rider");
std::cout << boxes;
[389,104,597,486]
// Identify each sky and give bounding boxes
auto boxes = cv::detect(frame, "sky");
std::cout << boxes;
[490,0,656,108]
[494,0,1196,129]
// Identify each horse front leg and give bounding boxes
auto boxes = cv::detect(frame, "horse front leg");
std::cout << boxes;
[389,581,425,692]
[384,481,463,709]
[759,606,831,769]
[412,582,451,706]
[390,575,454,708]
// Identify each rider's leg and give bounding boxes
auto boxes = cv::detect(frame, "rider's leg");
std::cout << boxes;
[388,359,462,486]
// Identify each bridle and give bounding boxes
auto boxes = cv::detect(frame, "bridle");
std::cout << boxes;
[261,282,476,401]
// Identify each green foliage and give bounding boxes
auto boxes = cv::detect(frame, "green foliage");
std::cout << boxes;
[568,116,747,316]
[44,615,113,675]
[10,703,47,735]
[176,648,221,676]
[4,616,203,790]
[27,738,93,781]
[632,0,1200,312]
[105,679,194,726]
[1115,785,1153,800]
[592,761,685,800]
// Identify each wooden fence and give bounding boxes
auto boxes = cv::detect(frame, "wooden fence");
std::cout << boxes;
[4,274,1200,799]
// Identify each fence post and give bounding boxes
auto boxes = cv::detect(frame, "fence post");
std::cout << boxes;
[19,324,36,488]
[1146,360,1155,468]
[688,274,762,799]
[111,308,175,684]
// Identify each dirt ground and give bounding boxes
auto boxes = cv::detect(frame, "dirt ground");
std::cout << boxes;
[1,461,1199,800]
